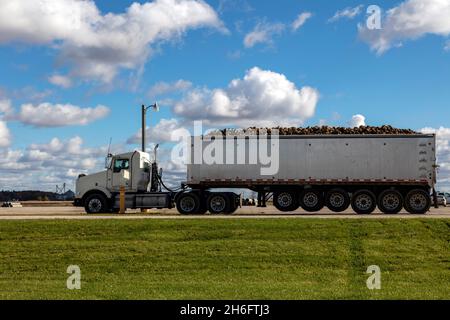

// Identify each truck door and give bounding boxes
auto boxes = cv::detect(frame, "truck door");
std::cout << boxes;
[111,158,131,191]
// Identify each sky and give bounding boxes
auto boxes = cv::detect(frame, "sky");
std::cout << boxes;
[0,0,449,192]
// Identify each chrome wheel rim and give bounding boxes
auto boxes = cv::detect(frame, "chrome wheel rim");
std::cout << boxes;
[409,193,427,211]
[180,196,195,212]
[88,198,102,213]
[210,196,226,212]
[355,194,372,210]
[382,193,400,210]
[277,193,293,208]
[303,192,318,207]
[329,193,345,208]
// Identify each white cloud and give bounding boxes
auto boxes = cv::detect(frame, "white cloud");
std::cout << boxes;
[445,40,450,51]
[17,103,110,127]
[244,22,285,48]
[348,114,366,127]
[173,67,319,127]
[328,5,364,23]
[292,12,312,31]
[359,0,450,54]
[48,74,73,88]
[127,118,187,144]
[0,99,12,148]
[420,126,450,191]
[0,0,225,83]
[0,120,11,148]
[148,79,192,98]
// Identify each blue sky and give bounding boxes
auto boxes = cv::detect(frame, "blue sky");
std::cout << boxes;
[0,0,449,191]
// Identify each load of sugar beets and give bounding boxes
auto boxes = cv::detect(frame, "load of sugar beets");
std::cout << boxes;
[209,125,418,136]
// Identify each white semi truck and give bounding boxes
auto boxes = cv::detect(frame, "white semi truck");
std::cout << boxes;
[74,132,437,215]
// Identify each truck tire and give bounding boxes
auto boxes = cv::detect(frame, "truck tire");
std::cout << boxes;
[207,193,230,214]
[176,193,201,215]
[378,189,403,214]
[404,189,430,214]
[85,193,109,214]
[351,190,376,214]
[325,189,350,212]
[273,191,299,212]
[300,190,324,212]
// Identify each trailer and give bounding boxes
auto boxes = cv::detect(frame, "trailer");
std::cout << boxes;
[74,132,437,215]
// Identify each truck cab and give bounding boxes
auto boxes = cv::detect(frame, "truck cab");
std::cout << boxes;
[74,150,171,213]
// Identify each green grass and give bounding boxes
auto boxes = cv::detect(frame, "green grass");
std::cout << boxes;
[0,218,449,299]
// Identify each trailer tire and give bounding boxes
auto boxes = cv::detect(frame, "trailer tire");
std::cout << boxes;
[378,189,403,214]
[207,193,230,214]
[176,193,202,215]
[273,191,299,212]
[325,189,350,212]
[85,193,109,214]
[351,190,376,214]
[404,189,430,214]
[300,189,324,212]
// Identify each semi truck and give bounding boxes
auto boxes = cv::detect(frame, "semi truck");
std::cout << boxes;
[74,131,437,215]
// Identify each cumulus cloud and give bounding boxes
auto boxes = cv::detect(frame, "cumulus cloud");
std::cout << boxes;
[420,126,450,190]
[16,103,110,127]
[0,0,224,83]
[173,67,319,127]
[348,114,366,127]
[0,120,11,148]
[0,99,12,147]
[127,118,187,144]
[148,79,192,98]
[359,0,450,54]
[244,21,285,48]
[48,74,73,88]
[328,5,364,23]
[292,12,312,31]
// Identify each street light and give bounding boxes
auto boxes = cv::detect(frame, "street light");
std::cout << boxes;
[141,103,159,153]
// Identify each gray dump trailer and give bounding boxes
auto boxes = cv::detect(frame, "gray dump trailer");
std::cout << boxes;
[75,132,437,215]
[182,133,436,214]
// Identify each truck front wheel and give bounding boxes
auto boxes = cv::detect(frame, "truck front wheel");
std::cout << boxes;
[404,189,430,214]
[176,193,201,215]
[84,193,109,214]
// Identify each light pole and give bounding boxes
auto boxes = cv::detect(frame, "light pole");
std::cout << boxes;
[141,103,159,153]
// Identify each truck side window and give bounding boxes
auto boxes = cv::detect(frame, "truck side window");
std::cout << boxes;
[113,159,129,172]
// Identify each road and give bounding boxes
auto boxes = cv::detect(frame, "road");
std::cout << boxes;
[0,205,449,219]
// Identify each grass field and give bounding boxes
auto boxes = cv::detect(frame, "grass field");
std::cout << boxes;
[0,218,449,299]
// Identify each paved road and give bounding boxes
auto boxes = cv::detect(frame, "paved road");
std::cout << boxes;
[0,206,449,220]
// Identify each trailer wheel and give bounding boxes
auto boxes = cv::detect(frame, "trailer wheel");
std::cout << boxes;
[300,190,324,212]
[85,193,109,214]
[207,193,230,214]
[176,193,201,215]
[378,190,403,214]
[273,191,299,212]
[325,189,350,212]
[351,190,376,214]
[404,189,430,214]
